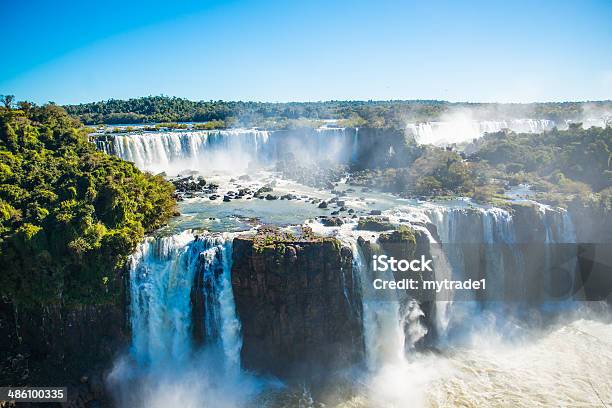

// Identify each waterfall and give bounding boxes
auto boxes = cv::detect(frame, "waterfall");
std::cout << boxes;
[98,127,359,174]
[109,129,272,175]
[541,207,578,302]
[128,231,241,369]
[352,242,406,369]
[351,127,360,162]
[421,204,579,342]
[335,227,426,371]
[408,119,555,146]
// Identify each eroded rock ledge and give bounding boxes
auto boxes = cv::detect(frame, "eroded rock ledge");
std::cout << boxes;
[231,227,363,379]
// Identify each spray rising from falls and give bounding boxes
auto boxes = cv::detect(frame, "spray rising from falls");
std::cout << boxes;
[128,230,241,368]
[108,231,262,407]
[423,205,579,342]
[98,128,358,175]
[408,119,555,146]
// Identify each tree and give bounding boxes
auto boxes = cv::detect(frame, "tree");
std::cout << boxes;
[1,94,15,109]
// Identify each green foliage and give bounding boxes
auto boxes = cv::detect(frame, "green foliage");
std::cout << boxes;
[469,126,612,203]
[378,225,416,245]
[251,226,338,252]
[64,96,611,130]
[0,103,177,306]
[193,120,226,130]
[356,217,395,231]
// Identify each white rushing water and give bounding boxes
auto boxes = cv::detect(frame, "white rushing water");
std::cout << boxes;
[407,119,555,146]
[128,231,241,368]
[102,127,357,175]
[108,231,264,407]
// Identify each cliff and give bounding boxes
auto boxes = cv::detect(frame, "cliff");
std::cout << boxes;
[0,301,127,406]
[231,228,363,379]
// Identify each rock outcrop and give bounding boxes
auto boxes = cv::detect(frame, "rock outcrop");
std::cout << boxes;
[231,228,363,379]
[0,300,127,406]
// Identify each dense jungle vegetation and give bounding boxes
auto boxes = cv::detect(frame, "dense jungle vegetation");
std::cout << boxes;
[350,124,611,209]
[468,124,612,207]
[0,100,177,305]
[63,96,609,128]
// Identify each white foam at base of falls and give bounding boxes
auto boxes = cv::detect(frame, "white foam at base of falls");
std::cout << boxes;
[108,231,270,407]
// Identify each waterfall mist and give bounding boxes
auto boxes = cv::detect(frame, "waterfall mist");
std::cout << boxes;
[105,127,358,177]
[106,231,273,408]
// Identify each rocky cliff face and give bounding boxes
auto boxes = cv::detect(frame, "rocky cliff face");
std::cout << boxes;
[0,291,128,406]
[351,127,420,169]
[568,201,612,302]
[231,230,363,379]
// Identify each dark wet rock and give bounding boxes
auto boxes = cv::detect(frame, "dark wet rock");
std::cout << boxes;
[265,194,278,200]
[256,186,273,196]
[318,201,328,209]
[223,196,231,202]
[356,216,394,231]
[369,210,382,215]
[321,217,344,227]
[231,229,363,378]
[331,211,340,215]
[0,302,127,405]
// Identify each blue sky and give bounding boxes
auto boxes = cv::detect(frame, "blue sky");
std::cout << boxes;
[1,0,611,104]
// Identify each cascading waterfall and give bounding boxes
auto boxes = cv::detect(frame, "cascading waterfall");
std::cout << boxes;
[129,231,199,367]
[351,240,407,370]
[108,230,263,407]
[541,207,578,303]
[422,205,579,342]
[334,224,427,372]
[99,127,358,174]
[109,130,273,175]
[408,119,555,146]
[128,230,241,369]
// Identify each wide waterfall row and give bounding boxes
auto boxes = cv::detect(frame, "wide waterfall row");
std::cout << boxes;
[128,231,240,369]
[408,118,555,145]
[125,204,580,381]
[345,205,580,354]
[98,127,357,174]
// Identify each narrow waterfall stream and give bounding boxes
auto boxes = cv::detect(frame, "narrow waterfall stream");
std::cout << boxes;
[108,231,264,408]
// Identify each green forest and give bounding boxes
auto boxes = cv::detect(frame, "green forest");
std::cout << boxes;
[351,125,611,210]
[0,102,177,306]
[63,96,609,128]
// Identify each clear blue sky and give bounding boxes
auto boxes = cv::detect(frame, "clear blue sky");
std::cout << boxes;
[1,0,611,104]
